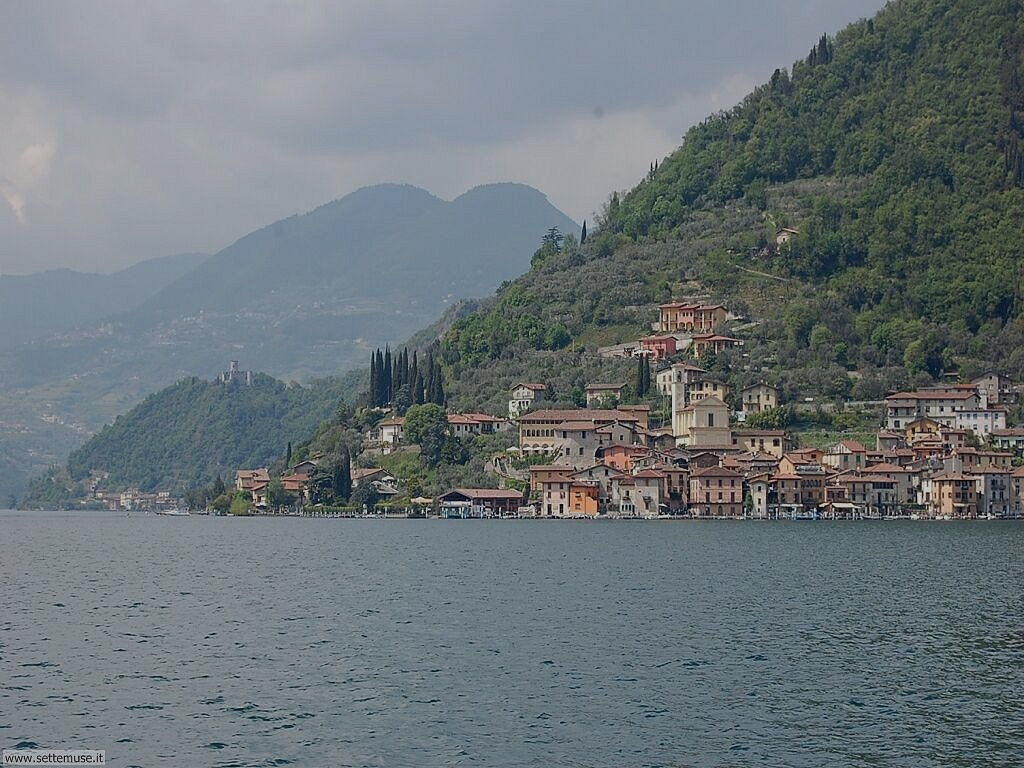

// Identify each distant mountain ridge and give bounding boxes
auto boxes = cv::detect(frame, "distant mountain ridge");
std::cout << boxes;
[0,252,208,351]
[1,182,576,502]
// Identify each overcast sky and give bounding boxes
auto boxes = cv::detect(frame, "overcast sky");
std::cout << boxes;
[0,0,886,275]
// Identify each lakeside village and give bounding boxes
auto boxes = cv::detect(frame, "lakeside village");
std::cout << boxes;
[110,303,1024,521]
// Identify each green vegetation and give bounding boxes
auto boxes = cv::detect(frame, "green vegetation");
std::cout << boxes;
[435,0,1024,417]
[368,346,445,410]
[63,373,350,492]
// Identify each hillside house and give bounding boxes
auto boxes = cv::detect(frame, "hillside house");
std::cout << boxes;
[775,227,799,246]
[970,372,1019,406]
[509,383,547,418]
[351,467,396,489]
[690,377,731,404]
[376,417,405,452]
[518,408,642,460]
[691,333,741,358]
[740,382,779,414]
[639,335,677,360]
[585,383,626,406]
[991,428,1024,454]
[236,468,270,493]
[447,413,512,437]
[732,429,785,458]
[885,388,981,430]
[655,302,727,333]
[954,407,1007,438]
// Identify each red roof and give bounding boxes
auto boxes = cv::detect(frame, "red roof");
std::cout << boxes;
[865,462,910,473]
[691,466,742,478]
[886,390,977,401]
[520,409,640,423]
[442,488,524,500]
[631,469,667,479]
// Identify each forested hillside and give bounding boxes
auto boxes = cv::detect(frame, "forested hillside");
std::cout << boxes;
[20,372,356,505]
[439,0,1024,412]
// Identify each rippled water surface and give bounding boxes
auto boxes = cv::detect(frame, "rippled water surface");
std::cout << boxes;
[2,511,1023,767]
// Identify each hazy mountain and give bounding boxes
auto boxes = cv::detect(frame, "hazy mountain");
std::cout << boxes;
[0,252,208,351]
[1,182,576,502]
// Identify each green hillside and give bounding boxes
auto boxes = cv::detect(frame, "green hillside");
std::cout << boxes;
[439,0,1024,411]
[21,372,356,505]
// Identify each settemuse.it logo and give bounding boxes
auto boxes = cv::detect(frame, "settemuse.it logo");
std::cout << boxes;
[2,750,105,766]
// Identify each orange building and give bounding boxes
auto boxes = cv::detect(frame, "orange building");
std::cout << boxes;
[688,465,743,517]
[657,303,727,333]
[639,335,677,360]
[928,473,978,518]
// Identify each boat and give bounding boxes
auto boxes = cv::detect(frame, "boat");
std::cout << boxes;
[154,508,191,517]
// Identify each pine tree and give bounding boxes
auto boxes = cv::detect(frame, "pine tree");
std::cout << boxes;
[580,220,587,244]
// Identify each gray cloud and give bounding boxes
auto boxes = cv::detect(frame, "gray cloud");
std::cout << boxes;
[0,0,886,274]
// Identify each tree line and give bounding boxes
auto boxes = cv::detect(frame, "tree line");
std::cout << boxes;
[368,346,445,410]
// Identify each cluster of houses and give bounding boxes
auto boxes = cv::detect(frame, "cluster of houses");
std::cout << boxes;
[512,370,1023,518]
[229,298,1024,521]
[235,463,403,511]
[92,488,183,512]
[597,302,742,361]
[371,411,514,453]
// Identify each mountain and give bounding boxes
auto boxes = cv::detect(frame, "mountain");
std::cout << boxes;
[426,0,1024,422]
[2,183,575,503]
[0,252,208,351]
[19,370,355,506]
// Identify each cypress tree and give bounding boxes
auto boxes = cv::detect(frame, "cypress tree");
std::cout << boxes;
[635,355,645,396]
[434,361,446,405]
[374,349,386,406]
[580,220,587,244]
[413,369,425,405]
[285,441,292,468]
[337,450,352,501]
[383,346,393,403]
[642,357,652,396]
[424,352,435,401]
[369,351,379,407]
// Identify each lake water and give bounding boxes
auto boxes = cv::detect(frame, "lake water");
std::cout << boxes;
[2,511,1022,768]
